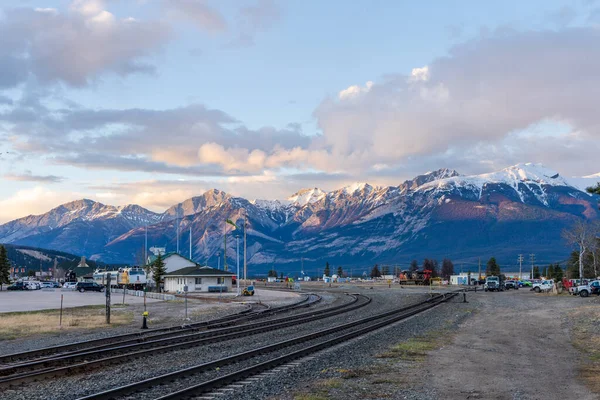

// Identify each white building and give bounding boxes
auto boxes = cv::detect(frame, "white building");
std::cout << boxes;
[163,266,235,293]
[146,253,197,275]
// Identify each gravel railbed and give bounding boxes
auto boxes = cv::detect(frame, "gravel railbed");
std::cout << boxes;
[0,292,318,356]
[0,290,423,400]
[223,290,477,400]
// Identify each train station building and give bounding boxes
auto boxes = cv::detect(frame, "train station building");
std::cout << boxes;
[163,266,235,293]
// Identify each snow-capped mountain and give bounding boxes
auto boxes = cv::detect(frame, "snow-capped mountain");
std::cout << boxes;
[1,163,598,271]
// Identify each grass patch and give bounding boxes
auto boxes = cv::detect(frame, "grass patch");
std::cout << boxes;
[376,335,440,361]
[0,306,133,339]
[294,395,329,400]
[318,379,343,389]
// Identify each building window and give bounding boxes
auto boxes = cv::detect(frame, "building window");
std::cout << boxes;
[217,277,224,284]
[195,278,202,284]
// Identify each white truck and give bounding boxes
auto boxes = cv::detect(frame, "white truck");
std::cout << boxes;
[484,276,503,292]
[575,280,600,297]
[532,279,554,293]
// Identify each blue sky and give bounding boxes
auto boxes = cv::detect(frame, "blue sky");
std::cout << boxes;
[1,0,600,222]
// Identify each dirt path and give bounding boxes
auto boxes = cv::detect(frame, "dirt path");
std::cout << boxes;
[426,290,597,399]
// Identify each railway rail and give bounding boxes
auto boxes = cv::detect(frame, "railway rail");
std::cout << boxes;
[0,293,369,387]
[0,293,319,366]
[79,292,458,400]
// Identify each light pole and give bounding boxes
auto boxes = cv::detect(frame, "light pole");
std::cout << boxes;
[226,218,240,296]
[236,234,240,295]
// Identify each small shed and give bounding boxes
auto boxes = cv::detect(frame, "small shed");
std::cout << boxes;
[164,266,235,293]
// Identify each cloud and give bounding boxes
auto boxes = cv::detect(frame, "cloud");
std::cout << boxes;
[230,0,281,46]
[4,171,64,183]
[166,0,227,33]
[314,27,600,178]
[338,81,374,100]
[0,1,171,88]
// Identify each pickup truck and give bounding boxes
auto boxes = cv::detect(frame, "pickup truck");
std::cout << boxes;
[532,280,554,293]
[575,280,600,297]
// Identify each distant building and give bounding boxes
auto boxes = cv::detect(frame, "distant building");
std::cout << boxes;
[77,256,89,268]
[163,266,235,293]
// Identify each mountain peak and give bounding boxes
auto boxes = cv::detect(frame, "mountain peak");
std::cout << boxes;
[401,168,461,191]
[287,188,326,206]
[341,182,373,195]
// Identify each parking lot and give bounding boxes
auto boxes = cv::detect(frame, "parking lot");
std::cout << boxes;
[0,289,162,313]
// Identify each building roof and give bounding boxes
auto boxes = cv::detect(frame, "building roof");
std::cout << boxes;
[165,266,236,277]
[146,252,196,265]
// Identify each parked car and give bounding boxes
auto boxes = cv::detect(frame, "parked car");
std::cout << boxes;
[505,280,519,290]
[532,280,554,293]
[63,282,78,290]
[24,281,41,290]
[576,280,600,297]
[7,282,29,290]
[40,281,54,288]
[75,282,104,292]
[519,280,532,287]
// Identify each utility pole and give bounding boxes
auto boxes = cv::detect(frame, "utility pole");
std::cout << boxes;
[518,254,524,280]
[189,226,192,261]
[530,254,535,279]
[224,225,228,272]
[176,208,180,254]
[478,258,481,280]
[144,225,148,266]
[243,210,247,285]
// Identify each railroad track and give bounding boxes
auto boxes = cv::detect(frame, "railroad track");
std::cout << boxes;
[79,292,458,400]
[0,293,369,387]
[0,293,320,366]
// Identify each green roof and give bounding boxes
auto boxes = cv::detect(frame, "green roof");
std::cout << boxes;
[165,266,236,277]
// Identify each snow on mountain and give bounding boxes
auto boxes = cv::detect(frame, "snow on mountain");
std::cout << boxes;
[416,163,582,205]
[287,188,326,206]
[567,173,600,192]
[341,182,373,195]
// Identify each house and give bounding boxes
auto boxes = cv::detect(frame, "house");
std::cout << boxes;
[164,266,235,293]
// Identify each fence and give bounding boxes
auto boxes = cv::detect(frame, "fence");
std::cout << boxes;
[110,287,176,301]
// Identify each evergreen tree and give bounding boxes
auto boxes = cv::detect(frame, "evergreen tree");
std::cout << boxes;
[268,269,278,277]
[567,251,580,278]
[0,245,11,290]
[441,258,454,280]
[587,183,600,196]
[553,264,564,282]
[546,264,555,279]
[324,262,331,277]
[151,253,167,293]
[381,265,390,275]
[409,260,418,272]
[336,266,343,276]
[370,264,381,278]
[533,266,541,279]
[486,257,500,276]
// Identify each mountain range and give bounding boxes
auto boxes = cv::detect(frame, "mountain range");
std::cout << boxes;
[1,163,598,275]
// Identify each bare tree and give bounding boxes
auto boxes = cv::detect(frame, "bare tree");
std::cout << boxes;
[588,221,600,278]
[562,220,593,279]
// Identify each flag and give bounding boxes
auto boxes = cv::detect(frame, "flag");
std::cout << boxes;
[226,219,236,229]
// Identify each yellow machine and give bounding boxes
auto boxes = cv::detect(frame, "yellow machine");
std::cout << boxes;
[242,285,255,296]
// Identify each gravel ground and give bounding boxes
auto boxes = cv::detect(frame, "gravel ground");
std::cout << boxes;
[0,289,423,400]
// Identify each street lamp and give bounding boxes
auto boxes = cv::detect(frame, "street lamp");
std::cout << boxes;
[226,218,241,296]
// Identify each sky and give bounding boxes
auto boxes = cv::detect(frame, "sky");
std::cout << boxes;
[1,0,600,223]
